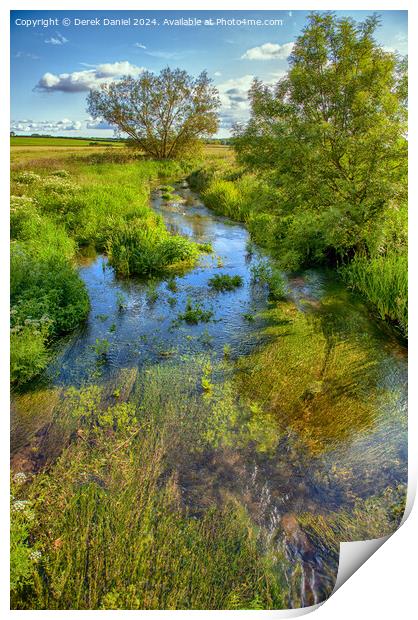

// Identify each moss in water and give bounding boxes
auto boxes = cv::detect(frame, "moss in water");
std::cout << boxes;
[11,362,289,610]
[236,301,387,456]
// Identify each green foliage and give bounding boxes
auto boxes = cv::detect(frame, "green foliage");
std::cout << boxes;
[92,338,111,359]
[166,277,178,293]
[342,252,407,335]
[107,220,200,277]
[208,273,243,291]
[10,494,37,602]
[10,320,51,386]
[11,250,89,336]
[232,13,407,267]
[87,68,221,159]
[116,292,127,311]
[178,298,213,324]
[250,260,287,301]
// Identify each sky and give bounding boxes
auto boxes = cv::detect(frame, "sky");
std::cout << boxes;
[10,10,408,138]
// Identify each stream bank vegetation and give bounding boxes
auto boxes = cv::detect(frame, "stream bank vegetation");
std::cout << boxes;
[11,157,205,387]
[190,13,407,335]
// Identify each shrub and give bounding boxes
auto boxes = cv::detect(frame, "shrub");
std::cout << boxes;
[11,251,89,337]
[10,320,50,385]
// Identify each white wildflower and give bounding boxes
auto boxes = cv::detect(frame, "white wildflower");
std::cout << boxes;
[13,472,27,485]
[12,500,29,512]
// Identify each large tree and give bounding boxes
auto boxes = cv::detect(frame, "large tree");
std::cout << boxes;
[87,67,220,159]
[233,13,407,261]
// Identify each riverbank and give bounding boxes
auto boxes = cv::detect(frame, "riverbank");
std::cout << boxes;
[187,160,407,338]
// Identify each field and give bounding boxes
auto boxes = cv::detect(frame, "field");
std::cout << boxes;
[11,136,124,147]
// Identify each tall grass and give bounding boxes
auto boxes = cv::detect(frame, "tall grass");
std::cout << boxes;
[107,220,200,277]
[341,253,407,336]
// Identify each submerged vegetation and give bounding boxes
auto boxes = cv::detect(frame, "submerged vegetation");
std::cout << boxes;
[11,362,288,610]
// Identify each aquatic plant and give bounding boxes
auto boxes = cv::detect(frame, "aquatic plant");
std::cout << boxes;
[116,292,127,311]
[166,277,178,293]
[208,273,243,292]
[341,252,407,335]
[223,344,232,359]
[92,338,110,359]
[107,221,200,277]
[250,260,287,301]
[178,298,213,324]
[146,280,159,304]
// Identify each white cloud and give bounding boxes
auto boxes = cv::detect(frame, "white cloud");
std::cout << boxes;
[86,117,115,130]
[216,71,287,134]
[241,41,294,61]
[134,43,146,49]
[34,61,146,93]
[95,61,144,77]
[45,32,68,45]
[11,118,81,132]
[15,51,40,60]
[214,71,222,77]
[215,75,254,132]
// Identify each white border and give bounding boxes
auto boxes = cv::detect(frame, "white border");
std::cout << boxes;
[2,1,416,618]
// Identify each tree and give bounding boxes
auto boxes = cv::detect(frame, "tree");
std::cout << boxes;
[233,12,407,265]
[87,67,220,159]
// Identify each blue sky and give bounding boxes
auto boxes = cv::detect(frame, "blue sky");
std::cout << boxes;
[10,10,408,138]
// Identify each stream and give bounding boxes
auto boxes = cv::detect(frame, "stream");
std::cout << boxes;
[11,181,408,607]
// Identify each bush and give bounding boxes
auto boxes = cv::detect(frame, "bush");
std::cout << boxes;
[11,250,89,337]
[10,321,50,385]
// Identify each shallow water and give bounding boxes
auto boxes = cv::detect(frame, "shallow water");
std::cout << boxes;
[11,182,407,607]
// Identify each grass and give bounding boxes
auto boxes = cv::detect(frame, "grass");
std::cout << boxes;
[178,298,213,324]
[341,252,407,336]
[208,273,243,292]
[11,136,124,147]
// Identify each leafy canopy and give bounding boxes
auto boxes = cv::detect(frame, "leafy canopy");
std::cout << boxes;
[87,67,220,159]
[233,12,407,262]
